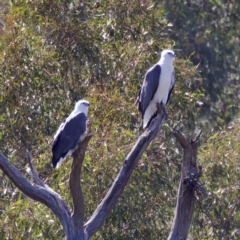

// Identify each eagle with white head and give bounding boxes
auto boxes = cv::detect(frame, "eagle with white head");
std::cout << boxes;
[52,99,90,168]
[138,49,175,128]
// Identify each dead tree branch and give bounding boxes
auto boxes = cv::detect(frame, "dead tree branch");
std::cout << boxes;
[26,149,45,187]
[0,153,73,236]
[69,117,94,238]
[168,130,203,240]
[84,104,166,238]
[0,106,166,239]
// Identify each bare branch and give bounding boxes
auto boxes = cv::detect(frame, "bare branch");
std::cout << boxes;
[85,104,166,238]
[0,153,73,236]
[26,149,45,187]
[192,130,202,144]
[69,117,93,236]
[172,130,189,149]
[168,130,202,240]
[70,135,93,225]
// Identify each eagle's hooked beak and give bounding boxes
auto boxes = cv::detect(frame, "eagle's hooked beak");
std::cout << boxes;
[84,102,90,107]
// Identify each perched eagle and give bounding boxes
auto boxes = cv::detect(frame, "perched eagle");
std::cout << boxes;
[52,100,90,168]
[137,49,175,128]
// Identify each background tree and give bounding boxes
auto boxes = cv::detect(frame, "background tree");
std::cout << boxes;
[0,0,239,239]
[164,0,240,128]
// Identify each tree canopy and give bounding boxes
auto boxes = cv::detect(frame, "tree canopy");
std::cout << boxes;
[0,0,239,239]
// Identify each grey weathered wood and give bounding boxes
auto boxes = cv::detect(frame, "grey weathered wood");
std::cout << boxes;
[26,149,45,187]
[167,130,202,240]
[0,131,93,240]
[0,153,74,237]
[84,105,166,238]
[70,131,93,238]
[0,106,166,239]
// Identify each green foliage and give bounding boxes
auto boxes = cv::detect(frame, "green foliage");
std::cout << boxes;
[164,0,240,128]
[192,123,240,239]
[0,0,239,239]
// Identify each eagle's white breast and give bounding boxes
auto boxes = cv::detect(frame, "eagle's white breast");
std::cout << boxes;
[143,62,174,128]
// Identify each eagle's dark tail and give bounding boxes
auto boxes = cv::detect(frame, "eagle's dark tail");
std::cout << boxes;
[51,156,58,168]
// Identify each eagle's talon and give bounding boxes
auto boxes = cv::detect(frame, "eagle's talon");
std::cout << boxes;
[156,102,168,119]
[162,104,168,119]
[156,102,161,113]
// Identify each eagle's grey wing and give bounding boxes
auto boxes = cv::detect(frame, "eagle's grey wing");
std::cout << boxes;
[52,112,87,168]
[166,69,175,104]
[138,64,161,117]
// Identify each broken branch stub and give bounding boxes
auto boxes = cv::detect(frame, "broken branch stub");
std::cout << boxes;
[168,130,205,240]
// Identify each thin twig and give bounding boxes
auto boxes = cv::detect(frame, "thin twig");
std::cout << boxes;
[26,149,45,187]
[192,130,203,144]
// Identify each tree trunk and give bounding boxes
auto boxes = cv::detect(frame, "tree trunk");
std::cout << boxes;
[168,130,203,240]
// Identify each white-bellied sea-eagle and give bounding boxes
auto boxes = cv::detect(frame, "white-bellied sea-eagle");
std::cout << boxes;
[137,49,175,128]
[52,99,90,168]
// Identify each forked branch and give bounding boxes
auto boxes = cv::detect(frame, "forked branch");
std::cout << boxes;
[0,118,94,239]
[0,153,72,236]
[168,130,204,240]
[0,105,166,239]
